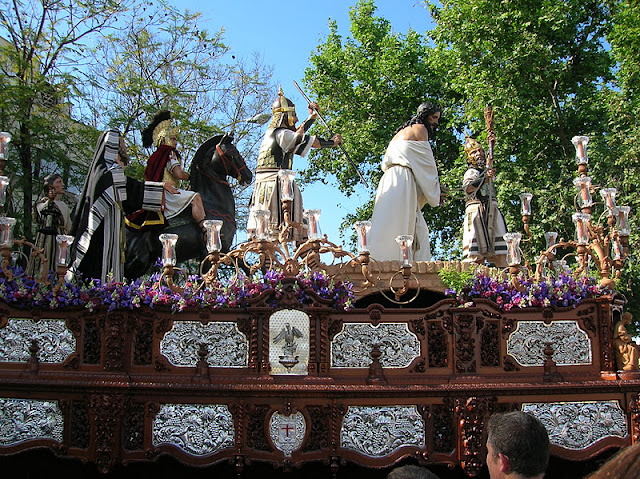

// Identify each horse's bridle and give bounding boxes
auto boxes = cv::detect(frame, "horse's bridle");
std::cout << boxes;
[215,143,248,183]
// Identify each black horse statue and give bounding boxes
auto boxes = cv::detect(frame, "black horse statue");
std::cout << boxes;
[124,133,252,279]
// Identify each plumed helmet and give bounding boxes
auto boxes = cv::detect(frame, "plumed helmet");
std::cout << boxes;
[141,110,179,148]
[268,86,296,129]
[464,136,486,168]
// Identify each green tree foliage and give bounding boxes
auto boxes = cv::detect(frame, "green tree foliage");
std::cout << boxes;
[305,0,638,322]
[80,0,274,227]
[303,0,463,253]
[429,0,639,320]
[601,0,640,324]
[0,0,126,236]
[428,0,614,249]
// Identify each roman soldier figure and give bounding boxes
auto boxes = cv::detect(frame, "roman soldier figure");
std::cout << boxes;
[247,86,342,241]
[126,110,205,232]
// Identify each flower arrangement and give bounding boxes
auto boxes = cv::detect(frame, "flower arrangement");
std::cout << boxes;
[445,270,613,311]
[0,267,355,313]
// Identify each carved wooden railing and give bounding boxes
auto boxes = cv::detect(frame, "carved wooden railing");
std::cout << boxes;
[0,285,638,477]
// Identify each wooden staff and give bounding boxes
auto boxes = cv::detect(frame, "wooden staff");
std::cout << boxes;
[484,104,497,253]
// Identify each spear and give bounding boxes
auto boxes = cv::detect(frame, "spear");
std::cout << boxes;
[293,80,369,189]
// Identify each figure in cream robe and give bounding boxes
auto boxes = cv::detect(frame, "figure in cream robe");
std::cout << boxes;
[368,140,441,262]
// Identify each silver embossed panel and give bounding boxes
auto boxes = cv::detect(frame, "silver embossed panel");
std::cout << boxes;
[340,406,425,457]
[269,411,306,457]
[507,320,592,366]
[0,398,64,445]
[152,404,235,456]
[0,318,75,363]
[331,323,420,368]
[522,401,627,450]
[160,321,248,368]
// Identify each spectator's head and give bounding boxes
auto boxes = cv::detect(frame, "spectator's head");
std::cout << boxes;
[486,411,550,479]
[587,442,640,479]
[387,464,440,479]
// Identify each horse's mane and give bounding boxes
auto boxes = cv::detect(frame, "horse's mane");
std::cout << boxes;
[189,134,225,191]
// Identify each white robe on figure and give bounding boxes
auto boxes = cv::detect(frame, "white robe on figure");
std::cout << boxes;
[368,140,440,262]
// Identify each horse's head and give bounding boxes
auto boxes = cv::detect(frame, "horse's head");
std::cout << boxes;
[190,133,253,188]
[215,133,253,185]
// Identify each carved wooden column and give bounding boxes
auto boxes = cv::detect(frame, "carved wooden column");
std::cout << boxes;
[455,397,490,477]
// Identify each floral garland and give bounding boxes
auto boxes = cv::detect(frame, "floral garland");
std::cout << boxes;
[445,271,613,311]
[0,268,354,313]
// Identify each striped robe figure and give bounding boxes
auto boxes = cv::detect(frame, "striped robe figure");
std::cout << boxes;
[462,167,508,266]
[67,130,164,283]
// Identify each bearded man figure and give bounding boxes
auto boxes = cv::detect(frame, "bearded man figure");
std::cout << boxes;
[368,102,443,262]
[462,135,508,267]
[247,86,342,242]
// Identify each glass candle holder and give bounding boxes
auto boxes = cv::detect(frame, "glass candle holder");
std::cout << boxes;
[611,239,623,261]
[251,209,271,240]
[277,169,296,201]
[572,212,591,245]
[520,192,533,216]
[616,206,631,235]
[55,234,74,267]
[544,231,558,255]
[304,209,322,240]
[353,220,372,253]
[0,217,16,247]
[203,219,223,253]
[573,177,593,209]
[571,135,589,165]
[0,132,11,161]
[159,233,179,266]
[552,259,571,275]
[395,234,414,267]
[503,232,522,266]
[600,188,617,212]
[0,176,9,207]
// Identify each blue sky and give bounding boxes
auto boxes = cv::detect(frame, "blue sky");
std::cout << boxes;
[172,0,435,245]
